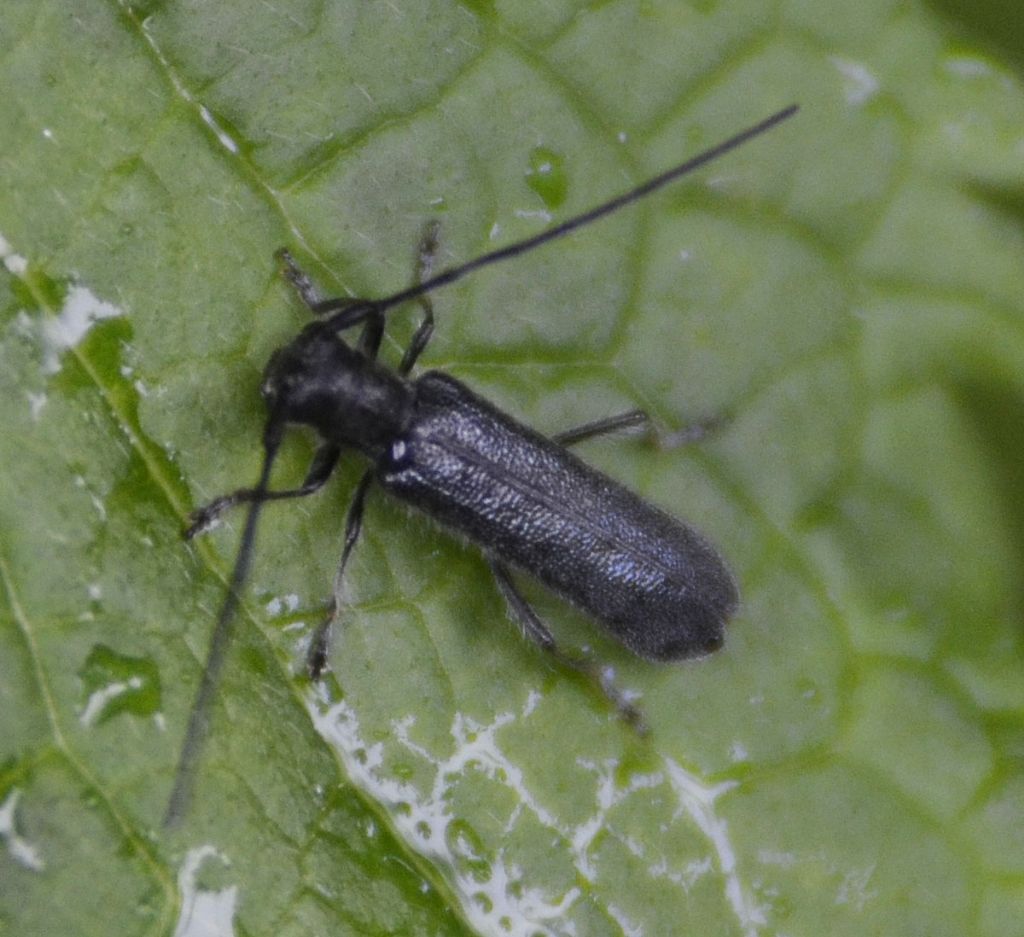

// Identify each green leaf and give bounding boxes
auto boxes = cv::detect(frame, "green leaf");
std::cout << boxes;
[2,1,1023,935]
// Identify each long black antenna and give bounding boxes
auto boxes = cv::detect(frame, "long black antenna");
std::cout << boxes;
[323,104,798,332]
[164,424,282,828]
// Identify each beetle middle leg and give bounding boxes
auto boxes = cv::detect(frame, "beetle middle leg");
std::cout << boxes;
[305,468,374,678]
[553,409,722,449]
[552,409,650,446]
[304,222,441,676]
[489,559,647,734]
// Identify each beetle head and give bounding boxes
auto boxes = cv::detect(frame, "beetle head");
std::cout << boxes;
[260,320,412,452]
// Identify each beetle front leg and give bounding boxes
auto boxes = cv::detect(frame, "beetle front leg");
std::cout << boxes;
[185,444,340,538]
[275,248,385,359]
[397,221,440,376]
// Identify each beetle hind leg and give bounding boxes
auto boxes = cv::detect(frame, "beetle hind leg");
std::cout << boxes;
[488,559,648,735]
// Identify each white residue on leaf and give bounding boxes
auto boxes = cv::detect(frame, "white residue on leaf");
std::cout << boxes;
[79,676,143,727]
[172,845,238,937]
[836,863,877,911]
[308,686,765,937]
[571,758,663,880]
[40,285,123,375]
[830,56,880,106]
[0,789,46,872]
[265,593,301,616]
[26,391,47,421]
[606,903,643,936]
[664,759,766,936]
[0,231,28,275]
[945,56,993,78]
[758,848,798,869]
[73,473,108,521]
[513,208,553,224]
[1,232,124,400]
[648,853,714,889]
[730,741,749,762]
[307,690,578,937]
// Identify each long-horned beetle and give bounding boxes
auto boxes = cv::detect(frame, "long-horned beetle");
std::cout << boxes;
[165,105,798,826]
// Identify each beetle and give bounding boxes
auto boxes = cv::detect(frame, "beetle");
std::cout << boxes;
[164,105,798,826]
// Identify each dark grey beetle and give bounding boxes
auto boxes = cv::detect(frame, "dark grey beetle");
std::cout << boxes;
[165,106,797,826]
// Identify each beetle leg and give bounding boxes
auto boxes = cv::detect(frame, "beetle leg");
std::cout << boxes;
[654,414,726,449]
[397,221,440,376]
[276,247,328,311]
[554,409,724,449]
[275,248,385,359]
[185,444,340,538]
[552,409,649,446]
[306,468,375,678]
[357,310,386,359]
[488,559,648,734]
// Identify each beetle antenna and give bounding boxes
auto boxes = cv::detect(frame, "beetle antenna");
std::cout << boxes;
[322,104,798,332]
[164,418,283,828]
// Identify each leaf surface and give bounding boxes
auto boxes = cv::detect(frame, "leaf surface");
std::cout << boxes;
[2,1,1023,935]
